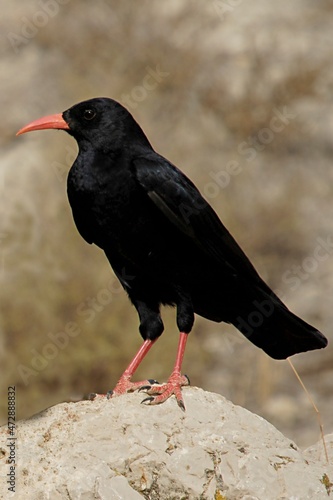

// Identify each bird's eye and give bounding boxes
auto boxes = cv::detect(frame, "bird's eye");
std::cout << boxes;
[83,109,96,121]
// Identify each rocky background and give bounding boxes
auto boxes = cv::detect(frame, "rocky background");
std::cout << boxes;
[0,0,333,449]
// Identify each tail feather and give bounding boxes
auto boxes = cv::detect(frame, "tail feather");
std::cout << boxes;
[232,295,328,360]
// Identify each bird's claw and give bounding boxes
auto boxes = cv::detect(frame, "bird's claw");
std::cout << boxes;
[147,378,160,385]
[139,373,190,410]
[138,380,160,393]
[141,396,154,405]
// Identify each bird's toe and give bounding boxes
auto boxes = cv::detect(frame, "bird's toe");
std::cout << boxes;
[139,371,190,409]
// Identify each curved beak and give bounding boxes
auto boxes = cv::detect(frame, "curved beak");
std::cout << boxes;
[16,113,70,136]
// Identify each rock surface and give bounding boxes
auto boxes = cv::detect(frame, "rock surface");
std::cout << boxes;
[1,388,332,499]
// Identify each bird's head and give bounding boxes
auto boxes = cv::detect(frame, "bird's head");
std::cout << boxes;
[17,97,150,153]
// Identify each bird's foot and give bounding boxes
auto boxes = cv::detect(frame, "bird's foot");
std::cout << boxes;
[139,371,190,411]
[108,376,160,397]
[88,377,159,400]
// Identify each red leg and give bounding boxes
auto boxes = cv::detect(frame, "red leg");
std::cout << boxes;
[89,339,158,400]
[140,332,190,411]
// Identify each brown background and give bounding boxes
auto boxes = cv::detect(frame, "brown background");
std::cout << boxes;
[1,0,332,447]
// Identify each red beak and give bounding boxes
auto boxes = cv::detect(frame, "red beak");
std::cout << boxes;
[16,113,70,136]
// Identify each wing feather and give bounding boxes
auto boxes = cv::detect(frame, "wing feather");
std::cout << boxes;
[133,154,264,285]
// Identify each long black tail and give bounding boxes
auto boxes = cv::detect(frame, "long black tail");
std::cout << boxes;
[232,292,328,360]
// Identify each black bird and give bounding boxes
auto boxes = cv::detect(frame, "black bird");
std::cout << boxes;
[17,97,327,410]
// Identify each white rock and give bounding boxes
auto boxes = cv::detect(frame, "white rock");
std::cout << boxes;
[1,388,331,499]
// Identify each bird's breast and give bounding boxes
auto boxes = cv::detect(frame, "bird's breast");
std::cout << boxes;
[67,161,164,262]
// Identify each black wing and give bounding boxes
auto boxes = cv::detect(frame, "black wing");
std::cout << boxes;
[133,152,268,290]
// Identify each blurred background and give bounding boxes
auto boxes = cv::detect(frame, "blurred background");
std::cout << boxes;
[1,0,332,448]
